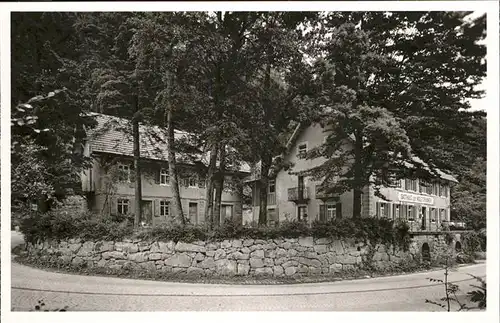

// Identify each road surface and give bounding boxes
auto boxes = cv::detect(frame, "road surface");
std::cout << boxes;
[11,231,485,311]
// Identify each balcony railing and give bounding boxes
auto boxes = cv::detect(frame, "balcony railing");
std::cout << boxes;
[288,186,310,202]
[267,192,276,205]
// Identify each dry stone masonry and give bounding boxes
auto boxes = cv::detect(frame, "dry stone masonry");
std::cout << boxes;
[27,234,461,277]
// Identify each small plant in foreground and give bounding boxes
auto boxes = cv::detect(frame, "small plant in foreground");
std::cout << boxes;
[425,254,486,311]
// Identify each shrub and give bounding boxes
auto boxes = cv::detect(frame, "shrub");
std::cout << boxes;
[20,208,133,244]
[21,208,411,249]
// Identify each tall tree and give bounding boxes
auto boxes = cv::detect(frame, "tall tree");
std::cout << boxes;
[11,12,95,211]
[299,12,486,218]
[242,12,318,225]
[74,12,151,227]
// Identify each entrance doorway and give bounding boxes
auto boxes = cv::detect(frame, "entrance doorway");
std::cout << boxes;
[141,200,153,225]
[421,207,427,230]
[188,202,198,225]
[298,205,307,221]
[422,242,431,262]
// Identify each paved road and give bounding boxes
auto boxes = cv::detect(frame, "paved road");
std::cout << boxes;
[11,231,486,311]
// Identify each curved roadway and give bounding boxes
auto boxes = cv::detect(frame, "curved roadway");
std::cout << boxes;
[11,231,485,311]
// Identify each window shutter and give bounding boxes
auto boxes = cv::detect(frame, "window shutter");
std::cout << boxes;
[155,166,161,184]
[336,202,342,219]
[402,205,407,220]
[110,197,117,216]
[376,202,380,217]
[319,204,326,222]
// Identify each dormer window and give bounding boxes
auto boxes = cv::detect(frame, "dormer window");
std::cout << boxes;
[117,163,131,182]
[160,168,170,185]
[298,142,307,158]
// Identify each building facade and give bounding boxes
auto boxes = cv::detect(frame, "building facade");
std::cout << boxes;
[81,114,249,226]
[247,123,457,231]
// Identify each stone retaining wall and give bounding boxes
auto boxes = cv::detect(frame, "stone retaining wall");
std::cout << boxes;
[27,233,461,277]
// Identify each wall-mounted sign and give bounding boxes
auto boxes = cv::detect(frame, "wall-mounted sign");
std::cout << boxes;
[398,192,434,205]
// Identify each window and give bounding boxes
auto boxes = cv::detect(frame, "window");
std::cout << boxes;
[118,164,131,182]
[432,183,438,195]
[405,179,417,191]
[440,185,448,197]
[198,177,206,188]
[326,204,336,220]
[376,202,390,218]
[407,205,414,221]
[394,179,402,188]
[188,176,198,187]
[160,200,170,217]
[393,204,400,220]
[117,198,129,215]
[160,169,170,185]
[298,143,307,157]
[430,208,436,222]
[268,179,276,194]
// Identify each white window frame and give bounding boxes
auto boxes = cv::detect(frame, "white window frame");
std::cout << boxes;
[268,179,276,194]
[407,205,415,221]
[394,205,400,219]
[160,168,170,186]
[160,200,170,217]
[297,142,308,158]
[188,175,198,188]
[117,198,129,215]
[326,203,336,220]
[118,163,131,182]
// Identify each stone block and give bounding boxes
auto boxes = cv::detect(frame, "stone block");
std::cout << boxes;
[115,242,138,254]
[330,240,344,254]
[285,266,297,276]
[128,252,147,263]
[237,263,250,276]
[221,240,232,249]
[250,249,264,258]
[250,258,264,268]
[148,253,163,261]
[313,245,328,254]
[216,259,237,276]
[298,257,321,268]
[232,240,243,248]
[298,237,314,247]
[329,263,342,273]
[240,247,251,254]
[102,251,126,260]
[164,254,192,268]
[273,265,284,276]
[187,267,204,276]
[199,257,216,269]
[255,267,273,276]
[94,241,114,253]
[264,258,274,267]
[175,242,206,253]
[214,249,226,260]
[243,239,255,247]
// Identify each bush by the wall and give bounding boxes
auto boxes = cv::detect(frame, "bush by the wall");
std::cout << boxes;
[21,209,410,249]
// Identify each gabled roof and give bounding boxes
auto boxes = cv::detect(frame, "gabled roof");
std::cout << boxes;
[245,121,458,183]
[86,113,250,173]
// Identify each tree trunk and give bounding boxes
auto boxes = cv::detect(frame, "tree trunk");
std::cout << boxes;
[205,143,219,229]
[352,132,364,219]
[258,154,272,226]
[213,144,227,226]
[258,59,272,227]
[132,95,142,228]
[165,74,185,225]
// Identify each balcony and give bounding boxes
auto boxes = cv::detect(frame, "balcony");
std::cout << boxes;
[267,192,276,205]
[315,185,338,200]
[288,187,310,203]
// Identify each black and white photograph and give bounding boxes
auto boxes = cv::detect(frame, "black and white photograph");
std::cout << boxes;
[1,0,499,319]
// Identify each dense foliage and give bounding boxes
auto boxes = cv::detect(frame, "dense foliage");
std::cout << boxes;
[11,11,486,229]
[21,209,410,250]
